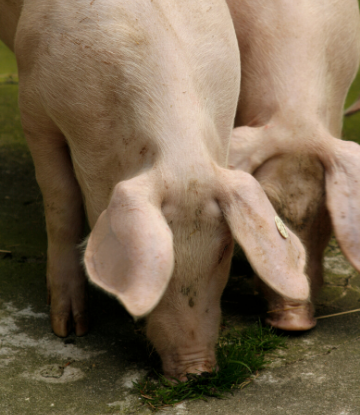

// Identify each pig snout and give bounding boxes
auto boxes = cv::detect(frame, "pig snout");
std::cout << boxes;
[226,0,360,332]
[265,301,316,331]
[161,350,217,382]
[146,311,221,382]
[256,276,316,331]
[146,282,224,382]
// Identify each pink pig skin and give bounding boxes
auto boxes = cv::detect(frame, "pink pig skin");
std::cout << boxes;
[227,0,360,331]
[1,0,309,379]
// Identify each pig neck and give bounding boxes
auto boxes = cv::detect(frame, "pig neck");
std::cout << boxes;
[70,38,232,224]
[0,0,23,51]
[79,93,230,228]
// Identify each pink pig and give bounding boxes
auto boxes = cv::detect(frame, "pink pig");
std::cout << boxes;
[226,0,360,331]
[1,0,309,379]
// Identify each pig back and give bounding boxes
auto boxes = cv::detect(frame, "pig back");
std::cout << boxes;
[15,0,240,225]
[227,0,360,132]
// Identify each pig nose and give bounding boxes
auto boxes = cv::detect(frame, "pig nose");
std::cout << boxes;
[176,363,217,382]
[185,371,212,381]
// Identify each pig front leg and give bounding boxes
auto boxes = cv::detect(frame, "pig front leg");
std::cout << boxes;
[24,122,88,337]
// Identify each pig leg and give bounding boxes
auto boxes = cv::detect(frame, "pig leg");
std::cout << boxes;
[23,121,88,337]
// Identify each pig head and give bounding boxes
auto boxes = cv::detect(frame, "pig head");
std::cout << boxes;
[226,0,360,330]
[84,168,308,379]
[10,0,309,380]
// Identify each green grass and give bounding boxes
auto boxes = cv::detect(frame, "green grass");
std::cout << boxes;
[133,323,286,412]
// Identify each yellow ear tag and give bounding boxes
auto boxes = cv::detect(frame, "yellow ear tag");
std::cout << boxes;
[275,216,288,239]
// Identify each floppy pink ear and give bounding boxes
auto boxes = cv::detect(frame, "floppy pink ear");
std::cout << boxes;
[218,169,309,301]
[322,138,360,271]
[84,178,174,318]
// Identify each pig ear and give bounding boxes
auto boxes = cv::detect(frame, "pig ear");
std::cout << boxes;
[218,169,309,301]
[322,138,360,271]
[84,179,174,318]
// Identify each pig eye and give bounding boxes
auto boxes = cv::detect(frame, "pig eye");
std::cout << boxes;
[218,244,230,264]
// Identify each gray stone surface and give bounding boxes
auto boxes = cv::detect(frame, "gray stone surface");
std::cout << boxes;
[1,239,360,415]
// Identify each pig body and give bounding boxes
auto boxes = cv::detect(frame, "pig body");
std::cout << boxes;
[227,0,360,330]
[3,0,310,379]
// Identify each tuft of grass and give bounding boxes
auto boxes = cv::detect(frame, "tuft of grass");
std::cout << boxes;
[133,322,286,411]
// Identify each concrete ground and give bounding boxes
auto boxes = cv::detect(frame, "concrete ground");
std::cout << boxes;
[2,42,360,415]
[2,229,360,415]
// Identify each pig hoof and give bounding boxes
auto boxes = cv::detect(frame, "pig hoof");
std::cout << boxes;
[74,313,89,337]
[265,305,316,331]
[51,312,73,337]
[51,311,89,337]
